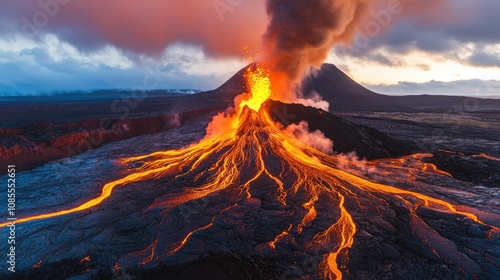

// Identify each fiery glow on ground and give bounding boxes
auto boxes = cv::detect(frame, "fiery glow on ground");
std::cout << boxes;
[2,64,499,279]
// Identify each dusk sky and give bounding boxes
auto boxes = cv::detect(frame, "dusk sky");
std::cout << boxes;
[0,0,499,97]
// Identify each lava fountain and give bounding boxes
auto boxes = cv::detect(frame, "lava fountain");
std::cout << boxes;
[2,64,499,279]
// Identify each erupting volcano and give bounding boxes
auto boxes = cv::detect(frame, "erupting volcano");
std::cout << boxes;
[3,64,500,279]
[2,0,500,279]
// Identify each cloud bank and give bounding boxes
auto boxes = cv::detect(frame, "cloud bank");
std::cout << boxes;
[0,0,499,95]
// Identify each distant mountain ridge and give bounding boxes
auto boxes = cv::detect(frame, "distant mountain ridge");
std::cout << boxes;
[215,63,500,112]
[0,89,202,101]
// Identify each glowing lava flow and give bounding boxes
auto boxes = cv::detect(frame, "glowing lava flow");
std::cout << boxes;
[3,65,499,279]
[473,153,500,161]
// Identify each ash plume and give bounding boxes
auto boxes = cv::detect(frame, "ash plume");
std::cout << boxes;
[262,0,369,97]
[261,0,451,101]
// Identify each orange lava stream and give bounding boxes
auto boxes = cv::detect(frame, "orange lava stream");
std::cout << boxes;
[269,224,293,249]
[473,153,500,161]
[4,65,499,279]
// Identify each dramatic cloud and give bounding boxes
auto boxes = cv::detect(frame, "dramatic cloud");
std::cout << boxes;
[0,0,499,95]
[467,48,500,68]
[0,0,267,57]
[338,0,500,66]
[0,36,245,95]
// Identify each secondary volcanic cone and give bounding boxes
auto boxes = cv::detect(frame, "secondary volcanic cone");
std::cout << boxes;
[3,64,499,279]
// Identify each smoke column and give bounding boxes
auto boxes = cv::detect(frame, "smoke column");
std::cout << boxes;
[262,0,369,99]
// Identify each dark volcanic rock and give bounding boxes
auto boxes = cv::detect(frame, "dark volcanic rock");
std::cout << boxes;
[1,109,498,280]
[0,108,219,172]
[423,151,500,188]
[123,254,279,280]
[0,99,418,173]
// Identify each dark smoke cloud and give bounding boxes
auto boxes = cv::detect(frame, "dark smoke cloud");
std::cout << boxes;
[262,0,369,90]
[260,0,460,100]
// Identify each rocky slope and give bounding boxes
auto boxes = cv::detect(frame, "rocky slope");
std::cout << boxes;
[1,105,499,279]
[2,64,499,279]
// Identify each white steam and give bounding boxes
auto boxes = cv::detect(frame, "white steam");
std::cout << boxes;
[284,121,333,154]
[295,91,330,111]
[336,152,377,177]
